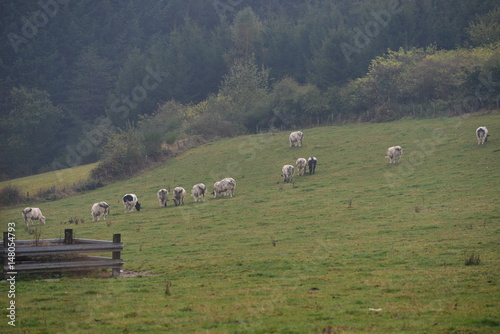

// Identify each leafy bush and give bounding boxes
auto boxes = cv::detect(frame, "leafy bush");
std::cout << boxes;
[91,125,148,181]
[339,45,500,121]
[467,6,500,46]
[0,184,24,205]
[73,178,104,192]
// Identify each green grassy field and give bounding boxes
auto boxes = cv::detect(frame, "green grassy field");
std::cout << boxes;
[0,163,98,198]
[0,112,499,333]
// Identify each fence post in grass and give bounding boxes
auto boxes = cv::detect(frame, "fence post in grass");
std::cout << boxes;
[64,229,73,244]
[112,233,121,277]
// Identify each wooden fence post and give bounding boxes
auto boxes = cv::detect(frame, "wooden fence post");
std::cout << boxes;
[64,229,73,244]
[112,234,121,277]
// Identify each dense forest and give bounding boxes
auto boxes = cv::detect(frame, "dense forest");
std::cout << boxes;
[0,0,499,180]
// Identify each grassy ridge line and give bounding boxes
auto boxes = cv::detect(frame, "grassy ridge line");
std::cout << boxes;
[0,112,498,333]
[0,163,98,197]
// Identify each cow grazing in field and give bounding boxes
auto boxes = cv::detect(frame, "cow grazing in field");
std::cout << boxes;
[157,189,169,207]
[289,131,304,147]
[296,158,307,176]
[476,126,489,145]
[91,202,110,222]
[386,146,403,164]
[212,178,236,198]
[173,187,186,206]
[22,207,46,228]
[123,194,141,212]
[191,183,206,202]
[282,164,295,183]
[308,157,318,175]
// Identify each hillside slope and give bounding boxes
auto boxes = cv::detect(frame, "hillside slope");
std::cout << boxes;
[0,112,499,333]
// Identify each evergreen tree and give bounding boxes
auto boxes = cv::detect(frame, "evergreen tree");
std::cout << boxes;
[68,45,115,122]
[1,87,64,176]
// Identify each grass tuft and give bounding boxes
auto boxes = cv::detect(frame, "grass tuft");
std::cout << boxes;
[464,253,481,266]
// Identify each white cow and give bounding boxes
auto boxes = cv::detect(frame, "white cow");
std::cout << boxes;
[282,164,295,182]
[91,202,110,222]
[157,189,169,207]
[308,157,318,175]
[289,131,304,147]
[476,126,489,145]
[191,183,206,202]
[123,194,141,212]
[173,187,186,206]
[296,158,307,176]
[22,207,46,228]
[212,178,236,198]
[386,146,403,164]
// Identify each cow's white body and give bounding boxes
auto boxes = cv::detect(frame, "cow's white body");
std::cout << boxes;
[289,131,304,147]
[157,189,169,207]
[173,187,186,206]
[22,207,46,227]
[191,183,206,202]
[296,158,307,176]
[386,146,403,164]
[212,178,236,198]
[91,202,110,222]
[282,165,295,182]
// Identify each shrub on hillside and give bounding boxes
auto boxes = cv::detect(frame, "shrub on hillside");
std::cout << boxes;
[91,125,148,181]
[0,184,24,205]
[339,45,500,121]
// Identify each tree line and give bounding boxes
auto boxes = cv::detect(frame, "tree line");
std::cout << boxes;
[0,0,499,179]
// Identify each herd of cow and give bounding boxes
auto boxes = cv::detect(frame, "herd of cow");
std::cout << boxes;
[20,126,490,228]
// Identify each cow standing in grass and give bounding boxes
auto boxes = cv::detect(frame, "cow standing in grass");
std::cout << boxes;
[476,126,489,145]
[157,189,169,207]
[212,178,236,198]
[191,183,206,202]
[289,131,304,147]
[282,165,295,183]
[296,158,307,176]
[22,207,46,228]
[308,157,318,174]
[386,146,403,164]
[173,187,186,206]
[91,202,110,222]
[123,194,141,212]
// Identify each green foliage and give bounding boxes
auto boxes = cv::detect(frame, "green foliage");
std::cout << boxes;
[467,6,500,46]
[339,45,500,121]
[189,57,270,136]
[0,87,65,176]
[269,77,329,128]
[229,7,263,61]
[68,45,115,122]
[188,96,243,138]
[91,124,147,181]
[0,183,23,205]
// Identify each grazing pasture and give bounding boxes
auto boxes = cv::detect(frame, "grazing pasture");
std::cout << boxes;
[0,112,499,333]
[0,163,98,199]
